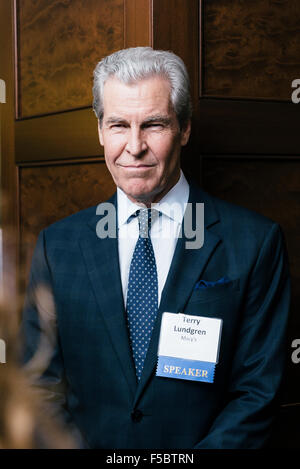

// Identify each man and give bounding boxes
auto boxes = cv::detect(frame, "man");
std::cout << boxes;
[21,47,290,449]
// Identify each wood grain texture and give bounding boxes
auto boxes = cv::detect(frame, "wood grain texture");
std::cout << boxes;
[202,157,300,404]
[17,0,124,117]
[15,107,101,163]
[124,0,152,48]
[153,0,199,102]
[152,0,200,175]
[202,0,300,99]
[19,161,116,278]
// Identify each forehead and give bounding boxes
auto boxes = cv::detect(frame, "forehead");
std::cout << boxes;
[102,76,173,117]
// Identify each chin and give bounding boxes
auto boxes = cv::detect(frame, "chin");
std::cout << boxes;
[122,181,157,202]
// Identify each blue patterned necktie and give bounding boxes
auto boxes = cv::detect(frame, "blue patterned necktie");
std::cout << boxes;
[126,209,158,380]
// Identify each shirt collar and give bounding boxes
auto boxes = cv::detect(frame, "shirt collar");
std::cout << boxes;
[117,170,190,228]
[153,170,189,223]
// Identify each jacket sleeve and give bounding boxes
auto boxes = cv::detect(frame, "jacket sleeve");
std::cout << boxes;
[194,222,291,449]
[20,229,89,449]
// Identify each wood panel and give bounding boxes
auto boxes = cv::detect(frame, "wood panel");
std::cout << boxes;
[152,0,199,102]
[198,99,300,156]
[17,0,124,118]
[19,160,116,281]
[201,0,300,100]
[124,0,152,48]
[14,0,156,165]
[202,157,300,405]
[15,108,101,163]
[152,0,200,174]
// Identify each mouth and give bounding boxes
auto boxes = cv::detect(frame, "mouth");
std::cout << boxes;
[119,164,155,170]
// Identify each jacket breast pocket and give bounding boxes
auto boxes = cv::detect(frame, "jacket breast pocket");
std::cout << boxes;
[188,279,240,304]
[183,279,241,323]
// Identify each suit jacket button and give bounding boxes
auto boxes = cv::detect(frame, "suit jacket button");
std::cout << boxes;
[131,409,143,423]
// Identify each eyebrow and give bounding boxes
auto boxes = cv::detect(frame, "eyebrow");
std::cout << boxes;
[142,115,172,126]
[104,115,172,127]
[105,116,127,126]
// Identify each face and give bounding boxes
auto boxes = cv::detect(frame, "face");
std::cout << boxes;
[98,76,191,206]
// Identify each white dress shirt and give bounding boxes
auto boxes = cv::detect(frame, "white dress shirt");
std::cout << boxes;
[117,170,190,306]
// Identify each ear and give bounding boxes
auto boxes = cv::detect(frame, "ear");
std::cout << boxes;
[98,120,104,146]
[180,119,191,146]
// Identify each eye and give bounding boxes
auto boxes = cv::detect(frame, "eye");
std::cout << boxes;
[110,124,126,129]
[145,123,164,129]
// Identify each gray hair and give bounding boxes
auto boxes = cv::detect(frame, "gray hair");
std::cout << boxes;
[92,47,192,128]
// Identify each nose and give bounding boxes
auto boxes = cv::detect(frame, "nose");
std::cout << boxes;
[126,127,147,157]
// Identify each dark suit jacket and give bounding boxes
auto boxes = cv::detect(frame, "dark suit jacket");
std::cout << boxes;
[21,180,290,449]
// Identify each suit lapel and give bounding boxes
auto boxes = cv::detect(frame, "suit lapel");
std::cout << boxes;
[79,194,137,397]
[133,182,221,406]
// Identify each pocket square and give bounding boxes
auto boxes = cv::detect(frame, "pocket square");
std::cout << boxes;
[194,277,231,290]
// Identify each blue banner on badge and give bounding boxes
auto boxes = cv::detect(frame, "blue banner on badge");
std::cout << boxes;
[157,355,216,383]
[156,312,222,384]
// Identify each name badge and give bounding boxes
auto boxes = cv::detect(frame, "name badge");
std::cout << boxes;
[156,312,222,383]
